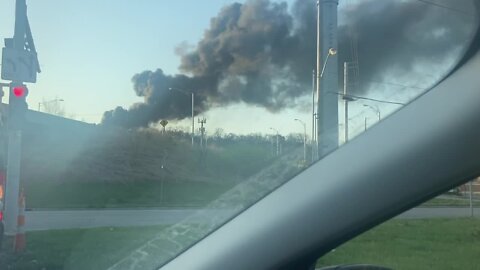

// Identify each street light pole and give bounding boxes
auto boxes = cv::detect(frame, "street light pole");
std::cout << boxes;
[344,62,349,143]
[295,119,307,163]
[363,104,381,121]
[317,45,338,158]
[169,88,195,147]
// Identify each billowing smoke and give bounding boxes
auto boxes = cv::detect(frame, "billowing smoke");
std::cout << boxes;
[102,0,475,128]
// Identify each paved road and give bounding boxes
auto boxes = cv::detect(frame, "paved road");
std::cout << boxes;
[24,208,233,231]
[24,207,480,231]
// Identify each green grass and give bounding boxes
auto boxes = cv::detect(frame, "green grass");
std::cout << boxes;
[317,218,480,270]
[20,128,279,209]
[24,180,233,209]
[422,197,480,207]
[0,226,168,270]
[2,219,479,270]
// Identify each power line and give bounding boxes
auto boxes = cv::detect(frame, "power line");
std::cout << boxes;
[329,91,406,105]
[368,81,426,90]
[413,0,475,16]
[348,94,406,105]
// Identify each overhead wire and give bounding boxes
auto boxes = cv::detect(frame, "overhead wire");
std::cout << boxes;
[413,0,475,16]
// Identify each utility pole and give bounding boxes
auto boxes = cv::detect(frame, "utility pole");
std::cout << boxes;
[198,118,206,150]
[2,0,40,245]
[469,181,473,218]
[316,0,339,158]
[295,119,307,163]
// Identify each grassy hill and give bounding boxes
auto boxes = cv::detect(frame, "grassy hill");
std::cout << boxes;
[18,125,296,209]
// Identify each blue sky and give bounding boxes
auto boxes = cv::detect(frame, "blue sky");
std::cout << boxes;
[0,0,466,138]
[1,1,244,120]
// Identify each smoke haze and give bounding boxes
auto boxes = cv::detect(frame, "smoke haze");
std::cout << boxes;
[102,0,475,128]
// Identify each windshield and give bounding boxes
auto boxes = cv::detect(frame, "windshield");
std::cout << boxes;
[0,0,478,269]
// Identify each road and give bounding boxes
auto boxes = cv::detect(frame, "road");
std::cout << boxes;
[24,207,480,231]
[24,208,232,231]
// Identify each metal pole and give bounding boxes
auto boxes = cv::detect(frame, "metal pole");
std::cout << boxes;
[13,0,27,49]
[312,69,316,163]
[469,181,473,217]
[316,0,321,157]
[295,119,307,162]
[4,128,22,236]
[191,92,194,147]
[344,62,349,143]
[276,132,279,156]
[5,0,28,238]
[303,124,306,162]
[364,117,367,131]
[320,54,330,79]
[315,113,318,159]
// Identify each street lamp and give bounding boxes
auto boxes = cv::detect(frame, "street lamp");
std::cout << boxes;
[169,87,195,147]
[319,48,337,78]
[38,98,64,112]
[294,119,307,163]
[363,104,381,121]
[269,127,279,156]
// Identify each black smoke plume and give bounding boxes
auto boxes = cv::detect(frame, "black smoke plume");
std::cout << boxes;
[102,0,475,128]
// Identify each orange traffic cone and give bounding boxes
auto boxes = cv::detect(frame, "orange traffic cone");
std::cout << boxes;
[14,189,26,252]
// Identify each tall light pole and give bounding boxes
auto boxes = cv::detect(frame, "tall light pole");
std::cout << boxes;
[38,98,64,112]
[343,62,349,143]
[311,70,316,162]
[317,47,337,156]
[269,127,279,156]
[169,88,195,147]
[363,104,381,121]
[294,119,307,163]
[317,0,339,158]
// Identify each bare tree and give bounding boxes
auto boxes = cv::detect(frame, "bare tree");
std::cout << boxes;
[41,99,66,117]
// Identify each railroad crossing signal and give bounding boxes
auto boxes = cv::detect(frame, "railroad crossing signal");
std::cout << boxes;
[1,47,39,83]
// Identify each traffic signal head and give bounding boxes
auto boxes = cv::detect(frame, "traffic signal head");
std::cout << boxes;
[12,86,27,97]
[8,83,28,130]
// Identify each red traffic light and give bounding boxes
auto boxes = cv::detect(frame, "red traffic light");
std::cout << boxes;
[13,86,26,97]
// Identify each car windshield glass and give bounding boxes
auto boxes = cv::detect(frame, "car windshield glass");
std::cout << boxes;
[0,0,477,269]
